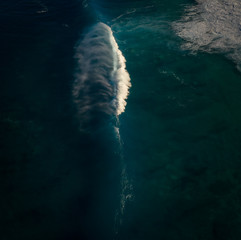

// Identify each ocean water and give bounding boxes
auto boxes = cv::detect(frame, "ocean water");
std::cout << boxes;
[1,0,241,239]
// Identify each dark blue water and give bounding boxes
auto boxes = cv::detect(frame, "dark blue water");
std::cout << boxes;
[1,0,241,239]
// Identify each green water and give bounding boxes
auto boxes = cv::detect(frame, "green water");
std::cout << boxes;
[106,1,241,239]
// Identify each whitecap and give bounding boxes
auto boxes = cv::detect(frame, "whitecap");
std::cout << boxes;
[73,22,131,130]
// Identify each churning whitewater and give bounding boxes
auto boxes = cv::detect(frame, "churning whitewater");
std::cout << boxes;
[73,22,131,130]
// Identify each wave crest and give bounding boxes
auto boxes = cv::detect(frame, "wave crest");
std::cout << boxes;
[73,22,131,130]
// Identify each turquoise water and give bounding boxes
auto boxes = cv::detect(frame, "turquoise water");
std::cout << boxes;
[1,0,241,239]
[92,0,241,239]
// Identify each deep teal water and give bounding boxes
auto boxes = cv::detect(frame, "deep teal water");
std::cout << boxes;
[1,0,241,239]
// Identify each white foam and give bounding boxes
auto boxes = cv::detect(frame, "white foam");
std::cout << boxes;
[108,24,131,115]
[73,22,131,130]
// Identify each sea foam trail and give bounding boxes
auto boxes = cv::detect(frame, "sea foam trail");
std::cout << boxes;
[73,22,131,130]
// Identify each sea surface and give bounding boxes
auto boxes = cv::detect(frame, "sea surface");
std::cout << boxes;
[1,0,241,239]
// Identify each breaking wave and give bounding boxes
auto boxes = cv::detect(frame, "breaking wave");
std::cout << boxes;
[173,0,241,71]
[73,21,133,237]
[72,22,131,130]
